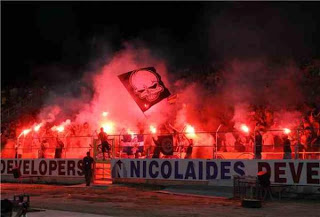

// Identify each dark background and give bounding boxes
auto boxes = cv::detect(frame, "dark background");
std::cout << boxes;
[2,2,320,88]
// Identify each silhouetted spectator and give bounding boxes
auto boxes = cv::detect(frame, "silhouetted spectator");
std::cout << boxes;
[282,134,292,159]
[255,131,263,159]
[98,127,111,160]
[83,151,94,186]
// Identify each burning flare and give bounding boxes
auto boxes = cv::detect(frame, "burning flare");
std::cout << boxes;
[101,122,114,134]
[34,123,42,132]
[150,125,157,134]
[51,119,71,133]
[19,129,31,138]
[127,129,135,139]
[57,126,64,132]
[185,124,196,138]
[284,128,291,134]
[102,112,109,117]
[240,124,249,133]
[23,129,31,136]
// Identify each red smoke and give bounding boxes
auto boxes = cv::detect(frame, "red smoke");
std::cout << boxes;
[75,47,173,134]
[6,44,317,160]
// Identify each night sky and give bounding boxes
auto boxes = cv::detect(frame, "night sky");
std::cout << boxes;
[2,2,320,88]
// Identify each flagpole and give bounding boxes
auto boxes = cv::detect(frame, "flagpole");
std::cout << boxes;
[142,112,148,119]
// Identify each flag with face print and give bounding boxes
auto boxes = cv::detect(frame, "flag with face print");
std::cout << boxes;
[118,67,171,112]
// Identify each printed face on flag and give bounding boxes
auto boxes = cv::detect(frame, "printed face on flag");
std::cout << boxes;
[118,67,171,112]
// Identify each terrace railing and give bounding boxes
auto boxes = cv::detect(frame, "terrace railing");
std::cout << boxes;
[1,129,319,160]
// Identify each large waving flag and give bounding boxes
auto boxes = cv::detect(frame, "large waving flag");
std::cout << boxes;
[118,67,171,112]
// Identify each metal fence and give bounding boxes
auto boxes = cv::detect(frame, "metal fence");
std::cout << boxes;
[1,129,319,160]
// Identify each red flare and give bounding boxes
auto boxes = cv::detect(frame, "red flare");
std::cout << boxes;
[34,123,42,132]
[240,124,249,133]
[284,128,291,134]
[185,124,196,138]
[127,129,135,139]
[150,125,157,134]
[57,126,64,132]
[23,129,31,136]
[101,122,114,134]
[19,129,31,138]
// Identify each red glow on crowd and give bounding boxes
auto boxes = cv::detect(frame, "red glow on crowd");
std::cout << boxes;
[3,48,320,161]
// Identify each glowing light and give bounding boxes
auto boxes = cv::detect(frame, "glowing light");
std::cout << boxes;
[102,112,109,117]
[51,119,71,133]
[19,129,31,138]
[240,124,249,133]
[150,125,157,134]
[57,126,64,132]
[185,124,196,138]
[284,128,291,134]
[51,125,64,133]
[23,129,31,136]
[34,123,42,132]
[127,129,135,139]
[102,122,114,134]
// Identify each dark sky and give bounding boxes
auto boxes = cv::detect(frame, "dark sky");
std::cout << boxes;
[2,2,320,88]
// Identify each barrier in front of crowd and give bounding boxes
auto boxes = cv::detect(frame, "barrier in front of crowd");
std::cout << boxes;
[1,128,319,187]
[110,158,320,186]
[1,129,319,160]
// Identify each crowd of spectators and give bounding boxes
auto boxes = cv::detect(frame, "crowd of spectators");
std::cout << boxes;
[1,60,320,159]
[215,105,320,156]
